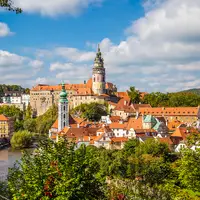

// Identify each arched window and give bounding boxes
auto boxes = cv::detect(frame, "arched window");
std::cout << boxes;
[93,76,96,82]
[63,122,65,127]
[63,106,65,111]
[64,114,65,119]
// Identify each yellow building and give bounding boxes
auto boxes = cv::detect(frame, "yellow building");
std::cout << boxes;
[0,114,14,138]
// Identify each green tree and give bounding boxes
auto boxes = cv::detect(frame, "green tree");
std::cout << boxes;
[177,149,200,192]
[10,130,33,149]
[23,118,36,133]
[8,139,106,199]
[127,86,141,104]
[123,139,140,156]
[36,104,58,134]
[25,103,32,120]
[0,0,22,13]
[71,102,107,121]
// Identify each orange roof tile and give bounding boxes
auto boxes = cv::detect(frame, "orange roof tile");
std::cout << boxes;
[0,114,9,121]
[139,107,199,116]
[51,119,58,129]
[111,137,128,142]
[114,98,135,113]
[110,116,121,122]
[109,122,128,129]
[158,137,173,145]
[127,117,143,130]
[116,92,129,98]
[167,120,182,131]
[171,127,198,140]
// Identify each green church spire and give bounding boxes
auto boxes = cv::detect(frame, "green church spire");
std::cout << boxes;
[59,82,68,103]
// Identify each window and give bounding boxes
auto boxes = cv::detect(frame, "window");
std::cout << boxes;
[64,114,65,119]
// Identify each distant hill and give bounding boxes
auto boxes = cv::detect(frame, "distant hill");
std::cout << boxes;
[179,88,200,95]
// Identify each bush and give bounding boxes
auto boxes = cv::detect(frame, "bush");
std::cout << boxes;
[10,130,34,149]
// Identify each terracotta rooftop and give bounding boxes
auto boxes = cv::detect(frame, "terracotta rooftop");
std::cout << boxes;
[139,107,199,116]
[0,114,9,121]
[110,137,128,142]
[127,117,143,130]
[114,98,135,113]
[110,116,121,122]
[31,78,114,92]
[171,127,198,140]
[109,122,128,129]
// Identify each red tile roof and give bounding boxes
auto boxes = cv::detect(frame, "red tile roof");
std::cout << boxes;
[139,107,199,116]
[114,98,135,113]
[0,114,9,121]
[127,117,143,130]
[109,122,128,129]
[110,137,128,142]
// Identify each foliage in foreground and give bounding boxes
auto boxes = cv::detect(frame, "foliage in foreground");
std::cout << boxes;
[0,0,22,13]
[5,139,200,199]
[8,138,106,200]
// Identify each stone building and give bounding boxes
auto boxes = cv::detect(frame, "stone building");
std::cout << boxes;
[30,46,117,116]
[139,107,200,124]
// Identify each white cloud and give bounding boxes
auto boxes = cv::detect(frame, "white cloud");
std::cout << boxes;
[55,47,95,62]
[0,22,13,37]
[0,50,43,84]
[30,0,200,92]
[14,0,103,17]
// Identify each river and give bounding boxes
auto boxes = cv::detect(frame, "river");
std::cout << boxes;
[0,148,24,181]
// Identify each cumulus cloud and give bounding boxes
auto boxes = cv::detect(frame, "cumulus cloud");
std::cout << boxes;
[55,47,95,62]
[14,0,103,17]
[32,0,200,92]
[0,23,13,37]
[0,50,43,85]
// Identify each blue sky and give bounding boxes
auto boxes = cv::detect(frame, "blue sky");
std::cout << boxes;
[1,0,200,92]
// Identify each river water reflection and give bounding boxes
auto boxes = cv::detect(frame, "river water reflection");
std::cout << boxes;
[0,148,30,181]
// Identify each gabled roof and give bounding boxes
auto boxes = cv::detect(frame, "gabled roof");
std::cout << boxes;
[0,114,9,121]
[109,122,128,129]
[114,98,135,113]
[171,127,198,140]
[97,126,112,133]
[127,117,143,130]
[110,116,121,122]
[139,107,199,116]
[132,104,151,111]
[51,119,58,129]
[110,137,128,142]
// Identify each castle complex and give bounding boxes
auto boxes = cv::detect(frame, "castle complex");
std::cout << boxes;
[30,46,117,116]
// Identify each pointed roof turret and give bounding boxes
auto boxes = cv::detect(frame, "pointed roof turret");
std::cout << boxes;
[59,82,68,103]
[94,44,104,68]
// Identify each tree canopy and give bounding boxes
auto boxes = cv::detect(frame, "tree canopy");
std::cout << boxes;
[0,0,22,13]
[128,86,141,104]
[2,138,200,199]
[71,102,108,121]
[10,130,34,149]
[142,92,200,107]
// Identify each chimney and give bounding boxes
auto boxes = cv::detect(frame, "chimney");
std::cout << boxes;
[84,80,86,84]
[119,120,124,124]
[77,124,80,128]
[124,100,127,106]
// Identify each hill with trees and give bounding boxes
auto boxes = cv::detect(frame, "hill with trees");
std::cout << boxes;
[179,88,200,95]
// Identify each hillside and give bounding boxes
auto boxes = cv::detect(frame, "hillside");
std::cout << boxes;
[180,88,200,95]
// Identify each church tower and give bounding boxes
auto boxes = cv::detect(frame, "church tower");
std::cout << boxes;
[92,45,106,95]
[58,83,69,131]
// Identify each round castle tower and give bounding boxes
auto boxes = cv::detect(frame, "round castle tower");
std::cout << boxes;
[58,83,69,131]
[92,45,106,95]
